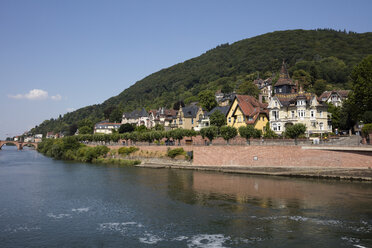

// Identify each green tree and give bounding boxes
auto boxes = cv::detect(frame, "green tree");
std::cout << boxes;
[313,79,327,96]
[209,110,226,128]
[237,80,259,98]
[350,55,372,120]
[135,125,147,132]
[220,126,238,144]
[239,125,261,145]
[79,126,93,134]
[154,124,165,131]
[200,126,218,145]
[109,108,123,123]
[119,123,135,133]
[284,124,306,145]
[198,90,217,111]
[221,84,233,94]
[292,69,312,89]
[362,111,372,124]
[327,104,341,130]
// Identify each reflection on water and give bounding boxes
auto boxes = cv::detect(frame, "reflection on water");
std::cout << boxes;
[0,145,372,247]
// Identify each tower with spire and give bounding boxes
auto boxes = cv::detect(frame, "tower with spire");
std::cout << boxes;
[274,60,298,94]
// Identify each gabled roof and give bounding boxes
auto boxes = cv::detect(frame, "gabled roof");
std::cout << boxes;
[273,92,327,107]
[319,90,351,100]
[123,108,149,119]
[206,105,230,117]
[181,105,201,118]
[229,95,268,124]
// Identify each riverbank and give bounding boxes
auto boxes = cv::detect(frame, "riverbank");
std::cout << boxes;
[129,145,372,181]
[136,163,372,181]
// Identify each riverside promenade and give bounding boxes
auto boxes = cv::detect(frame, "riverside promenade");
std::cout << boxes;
[103,142,372,181]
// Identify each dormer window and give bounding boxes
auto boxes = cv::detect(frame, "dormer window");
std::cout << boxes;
[297,100,305,106]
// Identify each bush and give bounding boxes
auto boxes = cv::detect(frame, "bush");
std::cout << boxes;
[118,146,139,156]
[167,148,186,158]
[362,123,372,137]
[220,126,238,144]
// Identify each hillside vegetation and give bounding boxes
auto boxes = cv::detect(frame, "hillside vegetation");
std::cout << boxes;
[31,29,372,135]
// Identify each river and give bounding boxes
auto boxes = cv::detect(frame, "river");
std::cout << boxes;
[0,145,371,247]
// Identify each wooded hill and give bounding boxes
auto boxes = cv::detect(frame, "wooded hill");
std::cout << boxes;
[31,29,372,135]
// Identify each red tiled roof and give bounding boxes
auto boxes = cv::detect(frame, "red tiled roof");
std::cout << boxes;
[234,95,268,124]
[319,90,351,100]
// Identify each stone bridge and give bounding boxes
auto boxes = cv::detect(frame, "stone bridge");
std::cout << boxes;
[0,140,38,150]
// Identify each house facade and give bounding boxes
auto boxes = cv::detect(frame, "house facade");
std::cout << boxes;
[94,121,121,134]
[122,108,152,128]
[176,105,205,130]
[226,95,269,132]
[149,107,178,130]
[254,78,272,103]
[319,90,350,107]
[194,105,230,131]
[268,92,331,135]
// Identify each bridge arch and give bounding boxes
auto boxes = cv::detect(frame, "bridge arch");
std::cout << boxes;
[0,141,38,150]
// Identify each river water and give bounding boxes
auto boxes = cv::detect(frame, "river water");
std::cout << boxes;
[0,145,371,247]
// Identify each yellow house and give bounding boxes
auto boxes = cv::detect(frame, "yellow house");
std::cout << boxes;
[226,95,269,132]
[176,105,205,130]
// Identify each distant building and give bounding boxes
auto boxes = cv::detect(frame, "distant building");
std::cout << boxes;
[254,78,272,103]
[176,105,205,130]
[46,132,55,139]
[226,95,269,132]
[319,90,350,107]
[122,108,152,128]
[149,107,178,130]
[268,62,331,135]
[194,105,230,131]
[268,91,331,135]
[94,121,121,134]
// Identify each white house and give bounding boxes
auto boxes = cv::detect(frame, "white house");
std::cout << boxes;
[94,121,121,134]
[319,90,350,107]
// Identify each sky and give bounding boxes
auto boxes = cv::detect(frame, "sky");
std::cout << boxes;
[0,0,371,139]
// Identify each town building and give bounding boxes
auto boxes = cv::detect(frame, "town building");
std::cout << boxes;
[268,62,331,135]
[194,105,230,131]
[149,107,178,130]
[226,95,269,132]
[254,78,272,103]
[122,108,152,128]
[176,105,205,130]
[94,121,121,134]
[319,90,350,107]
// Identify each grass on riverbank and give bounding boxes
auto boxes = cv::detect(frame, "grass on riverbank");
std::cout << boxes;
[37,137,141,166]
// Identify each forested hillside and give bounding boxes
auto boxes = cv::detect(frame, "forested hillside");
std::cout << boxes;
[31,29,372,135]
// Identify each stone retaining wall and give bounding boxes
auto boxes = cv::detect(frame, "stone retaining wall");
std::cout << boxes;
[118,145,372,168]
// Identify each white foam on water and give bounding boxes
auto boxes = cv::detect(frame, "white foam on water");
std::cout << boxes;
[71,207,90,213]
[341,236,360,243]
[97,222,140,235]
[353,245,367,248]
[47,213,72,219]
[173,236,188,241]
[236,237,264,244]
[188,234,230,248]
[139,233,163,244]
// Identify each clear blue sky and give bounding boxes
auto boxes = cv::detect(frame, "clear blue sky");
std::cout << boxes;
[1,0,371,139]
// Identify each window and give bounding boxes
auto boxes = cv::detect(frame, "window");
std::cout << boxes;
[272,110,279,120]
[319,110,323,117]
[291,111,295,118]
[272,123,277,131]
[275,101,278,107]
[311,122,316,127]
[310,110,314,118]
[298,110,305,118]
[228,117,231,123]
[279,88,282,93]
[238,116,241,123]
[319,122,323,130]
[297,100,305,106]
[192,118,194,124]
[277,123,281,131]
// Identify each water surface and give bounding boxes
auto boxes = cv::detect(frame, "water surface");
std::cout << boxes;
[0,145,371,247]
